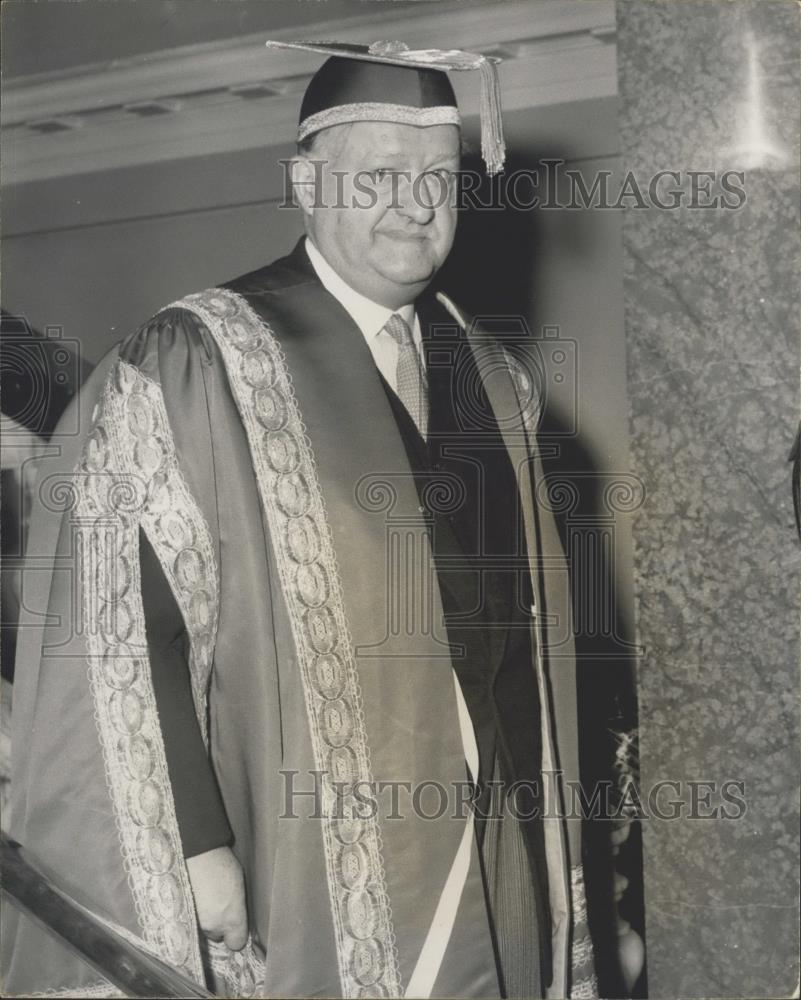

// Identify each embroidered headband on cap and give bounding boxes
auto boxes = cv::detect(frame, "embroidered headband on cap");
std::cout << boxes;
[265,39,506,175]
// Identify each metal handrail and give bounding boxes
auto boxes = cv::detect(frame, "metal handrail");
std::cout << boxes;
[1,834,212,998]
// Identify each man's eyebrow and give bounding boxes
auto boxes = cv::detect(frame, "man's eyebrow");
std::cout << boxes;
[358,150,460,165]
[421,155,461,172]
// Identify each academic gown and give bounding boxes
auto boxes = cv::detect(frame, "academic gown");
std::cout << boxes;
[3,240,597,999]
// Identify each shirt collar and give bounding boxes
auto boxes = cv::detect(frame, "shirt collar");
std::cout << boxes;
[304,237,415,339]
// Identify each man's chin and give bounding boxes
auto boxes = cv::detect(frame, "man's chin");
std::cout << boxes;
[377,261,439,289]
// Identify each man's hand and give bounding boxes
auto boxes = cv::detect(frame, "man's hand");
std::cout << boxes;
[185,846,248,951]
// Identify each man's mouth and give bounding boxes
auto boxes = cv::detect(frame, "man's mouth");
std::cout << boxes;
[378,230,429,242]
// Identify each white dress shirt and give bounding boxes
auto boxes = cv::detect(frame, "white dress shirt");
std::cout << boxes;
[304,237,424,393]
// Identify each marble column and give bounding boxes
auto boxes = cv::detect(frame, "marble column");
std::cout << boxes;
[616,1,800,996]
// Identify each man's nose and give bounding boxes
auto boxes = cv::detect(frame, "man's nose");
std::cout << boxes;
[395,173,436,224]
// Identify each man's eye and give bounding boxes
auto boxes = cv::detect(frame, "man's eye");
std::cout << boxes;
[369,169,395,183]
[428,168,456,186]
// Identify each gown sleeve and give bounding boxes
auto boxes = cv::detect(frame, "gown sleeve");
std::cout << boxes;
[120,307,233,857]
[123,306,235,861]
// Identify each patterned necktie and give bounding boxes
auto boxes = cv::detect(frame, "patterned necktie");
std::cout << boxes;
[383,312,428,438]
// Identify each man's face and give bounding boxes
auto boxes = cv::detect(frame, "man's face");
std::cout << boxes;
[297,121,460,309]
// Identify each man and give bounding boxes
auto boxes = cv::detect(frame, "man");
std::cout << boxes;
[3,42,598,998]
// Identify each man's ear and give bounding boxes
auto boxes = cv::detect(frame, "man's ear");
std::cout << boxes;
[289,155,320,217]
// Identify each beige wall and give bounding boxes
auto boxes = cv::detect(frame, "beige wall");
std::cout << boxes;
[2,144,303,364]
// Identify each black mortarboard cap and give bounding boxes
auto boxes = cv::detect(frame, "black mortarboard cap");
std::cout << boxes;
[265,40,505,175]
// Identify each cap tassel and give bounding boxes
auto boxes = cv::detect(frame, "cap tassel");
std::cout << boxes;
[478,56,505,175]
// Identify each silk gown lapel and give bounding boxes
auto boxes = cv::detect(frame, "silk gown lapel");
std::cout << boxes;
[228,254,500,996]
